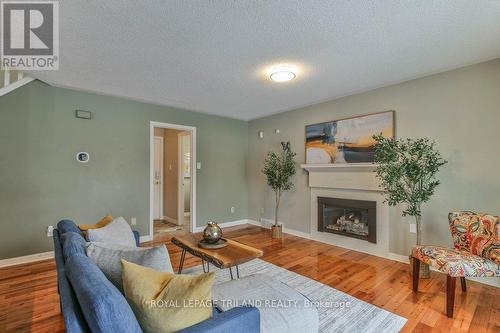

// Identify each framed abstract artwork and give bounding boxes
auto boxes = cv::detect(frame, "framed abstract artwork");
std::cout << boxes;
[305,111,394,164]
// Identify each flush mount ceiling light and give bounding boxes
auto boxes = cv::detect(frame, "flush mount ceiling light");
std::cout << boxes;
[269,65,297,82]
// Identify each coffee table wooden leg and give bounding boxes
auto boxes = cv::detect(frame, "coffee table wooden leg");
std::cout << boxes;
[236,265,240,278]
[178,249,186,274]
[229,266,234,280]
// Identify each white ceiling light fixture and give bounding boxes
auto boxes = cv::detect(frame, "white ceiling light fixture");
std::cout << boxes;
[269,65,297,82]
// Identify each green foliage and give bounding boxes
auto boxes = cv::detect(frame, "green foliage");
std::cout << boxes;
[373,134,447,218]
[263,142,296,192]
[262,142,296,225]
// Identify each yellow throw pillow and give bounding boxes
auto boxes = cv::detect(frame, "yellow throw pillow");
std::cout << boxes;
[121,259,214,333]
[79,214,113,231]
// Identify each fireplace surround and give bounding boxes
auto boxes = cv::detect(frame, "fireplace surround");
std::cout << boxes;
[302,163,390,259]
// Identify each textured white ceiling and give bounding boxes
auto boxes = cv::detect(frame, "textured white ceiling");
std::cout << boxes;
[30,1,500,120]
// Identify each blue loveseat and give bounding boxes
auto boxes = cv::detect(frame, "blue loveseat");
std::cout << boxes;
[53,219,260,333]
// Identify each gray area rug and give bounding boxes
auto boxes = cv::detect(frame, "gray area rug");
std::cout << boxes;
[185,258,407,333]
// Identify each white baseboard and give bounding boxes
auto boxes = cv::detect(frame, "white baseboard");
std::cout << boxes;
[247,219,312,239]
[387,252,411,264]
[0,236,155,266]
[0,251,54,268]
[192,218,311,238]
[162,216,178,224]
[139,235,153,243]
[193,219,250,232]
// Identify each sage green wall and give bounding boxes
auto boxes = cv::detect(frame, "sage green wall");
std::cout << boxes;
[2,59,499,260]
[248,59,500,256]
[0,81,248,259]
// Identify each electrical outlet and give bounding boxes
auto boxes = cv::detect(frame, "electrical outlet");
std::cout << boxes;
[47,225,54,237]
[230,206,235,214]
[131,217,137,226]
[409,223,417,233]
[260,207,265,214]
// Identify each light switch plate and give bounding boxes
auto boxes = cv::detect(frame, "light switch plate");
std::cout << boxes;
[131,217,137,226]
[409,223,417,233]
[196,162,201,169]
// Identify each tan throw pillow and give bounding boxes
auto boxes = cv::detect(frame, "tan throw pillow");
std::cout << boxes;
[79,214,113,231]
[121,259,215,333]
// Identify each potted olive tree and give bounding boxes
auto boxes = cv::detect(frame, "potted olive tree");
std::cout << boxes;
[373,135,447,278]
[262,141,296,238]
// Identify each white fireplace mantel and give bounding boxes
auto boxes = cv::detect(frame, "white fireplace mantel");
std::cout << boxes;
[301,163,382,192]
[300,163,378,172]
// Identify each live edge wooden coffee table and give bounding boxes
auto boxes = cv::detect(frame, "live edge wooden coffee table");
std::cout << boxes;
[171,234,263,279]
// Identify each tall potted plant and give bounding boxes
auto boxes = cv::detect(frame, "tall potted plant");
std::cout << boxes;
[262,141,296,238]
[373,135,447,277]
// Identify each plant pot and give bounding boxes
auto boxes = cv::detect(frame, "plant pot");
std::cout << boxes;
[409,255,430,279]
[271,225,282,238]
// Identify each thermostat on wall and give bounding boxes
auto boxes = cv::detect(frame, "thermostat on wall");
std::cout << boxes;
[76,152,90,163]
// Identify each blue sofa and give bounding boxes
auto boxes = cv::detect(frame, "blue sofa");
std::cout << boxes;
[53,219,260,333]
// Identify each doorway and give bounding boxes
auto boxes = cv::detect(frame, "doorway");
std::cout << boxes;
[150,122,196,237]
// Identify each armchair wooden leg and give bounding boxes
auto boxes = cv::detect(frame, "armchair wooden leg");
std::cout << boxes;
[412,257,420,292]
[446,275,456,318]
[460,277,466,292]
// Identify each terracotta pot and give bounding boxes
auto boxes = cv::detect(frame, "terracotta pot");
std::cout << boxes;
[271,225,282,238]
[409,255,430,279]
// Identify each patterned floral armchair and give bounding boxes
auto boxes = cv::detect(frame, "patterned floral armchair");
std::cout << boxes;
[411,211,499,317]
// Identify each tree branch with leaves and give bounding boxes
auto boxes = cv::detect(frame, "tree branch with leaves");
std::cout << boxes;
[262,142,297,226]
[373,135,447,245]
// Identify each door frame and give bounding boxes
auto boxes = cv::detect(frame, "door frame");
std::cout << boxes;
[149,121,196,237]
[153,135,164,220]
[177,131,191,226]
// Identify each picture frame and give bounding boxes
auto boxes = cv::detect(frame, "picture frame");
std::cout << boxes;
[305,111,395,164]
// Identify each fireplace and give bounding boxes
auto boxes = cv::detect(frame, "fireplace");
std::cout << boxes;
[317,197,376,243]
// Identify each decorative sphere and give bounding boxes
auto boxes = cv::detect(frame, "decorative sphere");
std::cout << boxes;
[203,221,222,244]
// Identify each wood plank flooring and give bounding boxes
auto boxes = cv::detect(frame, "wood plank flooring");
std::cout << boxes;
[1,225,498,332]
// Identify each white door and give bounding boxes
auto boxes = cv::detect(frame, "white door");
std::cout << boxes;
[153,136,163,220]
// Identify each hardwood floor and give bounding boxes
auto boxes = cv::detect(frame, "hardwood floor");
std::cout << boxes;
[1,225,498,332]
[0,259,65,333]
